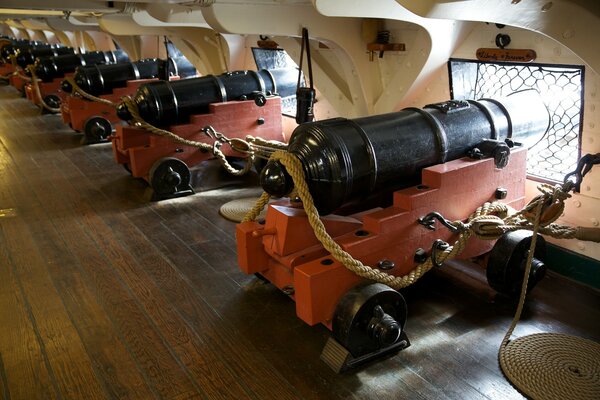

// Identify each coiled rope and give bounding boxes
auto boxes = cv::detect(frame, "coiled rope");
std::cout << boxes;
[119,96,287,176]
[497,192,600,399]
[242,150,600,399]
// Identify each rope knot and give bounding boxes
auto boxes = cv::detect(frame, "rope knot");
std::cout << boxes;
[469,216,506,239]
[519,183,570,227]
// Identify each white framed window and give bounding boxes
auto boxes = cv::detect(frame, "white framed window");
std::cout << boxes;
[448,59,585,183]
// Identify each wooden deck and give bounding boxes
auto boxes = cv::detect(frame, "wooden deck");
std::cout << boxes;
[0,84,598,400]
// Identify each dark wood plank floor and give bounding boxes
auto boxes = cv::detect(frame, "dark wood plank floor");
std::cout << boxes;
[0,84,598,400]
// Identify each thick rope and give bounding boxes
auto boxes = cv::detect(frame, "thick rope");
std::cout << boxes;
[242,151,509,290]
[242,151,599,290]
[28,65,61,113]
[8,55,31,82]
[497,190,600,400]
[242,149,599,397]
[62,76,117,106]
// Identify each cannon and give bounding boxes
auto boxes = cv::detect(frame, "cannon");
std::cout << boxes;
[236,90,551,371]
[32,50,129,82]
[112,67,298,200]
[24,50,131,113]
[1,42,66,94]
[0,40,53,62]
[116,68,297,126]
[62,57,197,97]
[60,57,197,143]
[15,46,75,69]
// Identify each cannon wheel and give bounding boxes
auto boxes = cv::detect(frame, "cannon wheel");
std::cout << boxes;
[322,283,410,372]
[82,116,113,145]
[149,157,193,201]
[486,231,547,297]
[41,94,61,114]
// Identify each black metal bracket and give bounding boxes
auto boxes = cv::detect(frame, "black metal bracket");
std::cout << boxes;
[320,331,410,373]
[495,33,511,49]
[417,212,460,234]
[425,100,470,114]
[564,153,600,192]
[431,239,450,268]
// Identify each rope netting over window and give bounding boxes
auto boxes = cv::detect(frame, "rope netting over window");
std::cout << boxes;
[449,60,584,182]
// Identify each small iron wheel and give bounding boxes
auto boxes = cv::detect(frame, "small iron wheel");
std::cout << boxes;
[41,94,60,114]
[332,283,408,358]
[149,157,191,197]
[43,94,61,109]
[83,116,113,144]
[486,231,547,297]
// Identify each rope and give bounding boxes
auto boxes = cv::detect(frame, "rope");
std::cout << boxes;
[242,151,505,289]
[241,149,599,397]
[499,333,600,399]
[62,76,116,106]
[497,191,600,400]
[119,96,287,176]
[63,79,288,175]
[8,55,31,82]
[28,65,61,113]
[241,151,600,290]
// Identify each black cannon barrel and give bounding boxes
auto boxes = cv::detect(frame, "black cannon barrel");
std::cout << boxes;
[33,50,129,82]
[116,68,298,126]
[62,57,194,96]
[260,90,551,215]
[0,41,53,62]
[15,47,75,68]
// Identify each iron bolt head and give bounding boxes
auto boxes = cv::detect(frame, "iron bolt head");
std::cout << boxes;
[377,259,395,270]
[495,187,508,199]
[414,248,428,263]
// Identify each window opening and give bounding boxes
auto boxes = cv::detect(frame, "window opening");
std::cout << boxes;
[448,59,584,182]
[252,47,302,117]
